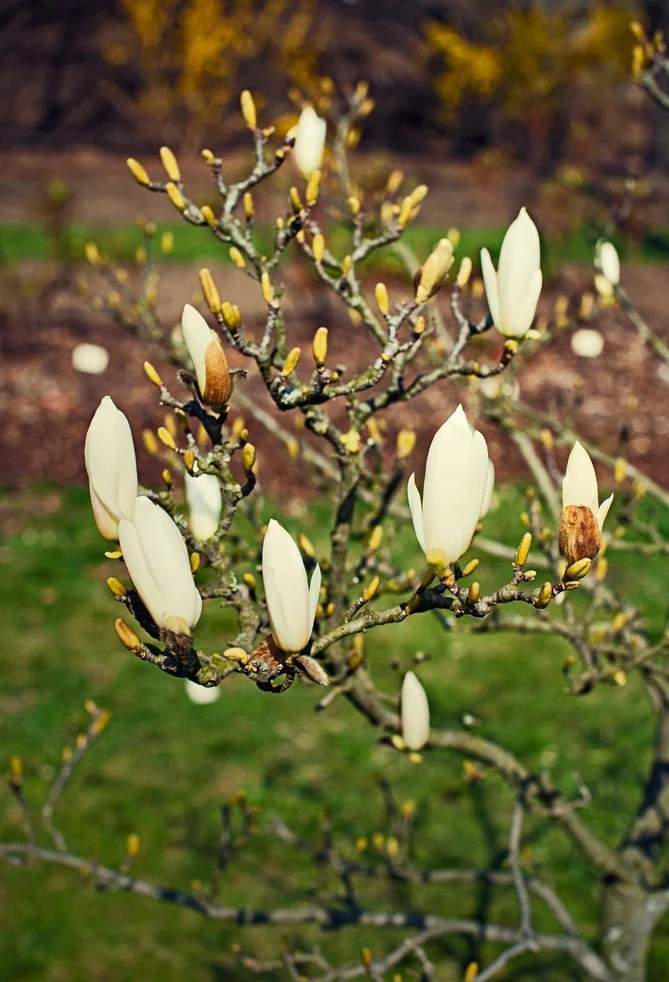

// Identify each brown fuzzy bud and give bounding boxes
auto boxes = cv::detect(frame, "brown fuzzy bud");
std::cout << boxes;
[558,504,602,565]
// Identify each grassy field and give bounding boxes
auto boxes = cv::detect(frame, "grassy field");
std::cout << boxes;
[2,220,669,272]
[2,482,669,981]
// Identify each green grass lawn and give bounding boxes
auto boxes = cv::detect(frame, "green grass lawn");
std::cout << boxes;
[1,485,669,981]
[2,220,668,272]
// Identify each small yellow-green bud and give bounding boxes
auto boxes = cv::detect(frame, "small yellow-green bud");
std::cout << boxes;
[142,429,158,454]
[467,581,481,603]
[162,468,173,487]
[564,557,592,581]
[243,572,257,591]
[534,582,553,609]
[160,231,174,255]
[461,558,479,578]
[159,146,181,182]
[261,271,274,306]
[456,256,473,288]
[396,429,416,459]
[106,577,127,598]
[368,525,383,551]
[240,89,257,128]
[201,148,215,165]
[126,833,141,857]
[243,192,254,221]
[312,233,325,263]
[375,282,389,315]
[158,427,176,450]
[114,618,142,653]
[199,267,222,314]
[183,449,195,472]
[241,443,256,472]
[190,552,200,574]
[312,326,328,367]
[289,186,302,211]
[305,169,321,206]
[84,241,100,265]
[415,238,454,303]
[515,532,532,567]
[126,157,150,187]
[363,576,380,601]
[360,947,373,968]
[229,247,246,269]
[165,182,185,212]
[281,346,302,376]
[201,205,216,227]
[143,361,162,386]
[348,195,361,216]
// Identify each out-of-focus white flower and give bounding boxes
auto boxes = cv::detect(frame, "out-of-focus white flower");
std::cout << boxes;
[185,470,222,541]
[407,405,493,568]
[480,208,543,338]
[119,496,202,635]
[181,304,231,410]
[292,106,326,178]
[84,396,138,540]
[72,343,109,375]
[185,679,221,705]
[401,671,430,751]
[571,328,604,359]
[596,240,620,287]
[559,442,614,564]
[261,519,321,653]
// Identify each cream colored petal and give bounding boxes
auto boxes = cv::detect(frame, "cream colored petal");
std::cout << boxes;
[262,519,311,653]
[407,472,426,555]
[185,471,222,541]
[129,496,202,629]
[185,679,221,705]
[597,492,614,531]
[498,209,541,337]
[597,241,620,285]
[401,671,430,751]
[562,441,599,514]
[480,461,495,519]
[181,304,211,396]
[422,406,490,564]
[84,396,138,538]
[88,481,120,541]
[119,514,165,627]
[293,106,326,178]
[480,247,500,328]
[308,563,322,630]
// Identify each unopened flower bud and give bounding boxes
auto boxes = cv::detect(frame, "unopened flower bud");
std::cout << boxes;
[229,247,246,269]
[165,182,185,213]
[242,443,256,472]
[159,146,181,182]
[240,89,257,128]
[281,346,302,376]
[375,282,389,314]
[415,238,454,303]
[126,158,150,187]
[312,326,328,366]
[515,532,532,567]
[312,233,325,263]
[114,617,142,653]
[199,268,222,314]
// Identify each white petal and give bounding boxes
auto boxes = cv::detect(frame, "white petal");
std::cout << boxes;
[119,515,165,627]
[185,679,221,704]
[181,304,211,396]
[185,471,222,541]
[84,396,138,539]
[562,442,599,515]
[421,406,490,564]
[123,497,202,629]
[497,209,541,337]
[480,247,500,329]
[401,671,430,751]
[308,563,322,629]
[597,241,620,286]
[407,472,426,555]
[571,328,604,359]
[72,343,109,375]
[293,107,326,178]
[262,519,311,653]
[597,492,614,531]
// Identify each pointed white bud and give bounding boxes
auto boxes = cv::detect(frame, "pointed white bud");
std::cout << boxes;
[185,471,222,541]
[84,396,138,540]
[407,405,493,567]
[261,519,321,653]
[480,208,542,338]
[181,304,231,409]
[595,240,620,286]
[185,679,221,704]
[292,107,326,179]
[562,441,613,532]
[119,496,202,633]
[401,671,430,751]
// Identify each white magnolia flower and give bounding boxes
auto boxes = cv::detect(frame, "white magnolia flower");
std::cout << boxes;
[185,470,222,541]
[596,240,620,287]
[407,405,493,567]
[185,679,221,705]
[181,304,231,410]
[562,442,614,530]
[84,396,138,540]
[571,328,604,359]
[262,519,321,653]
[401,671,430,751]
[292,106,326,178]
[72,342,109,375]
[119,496,202,635]
[559,442,614,565]
[480,208,543,338]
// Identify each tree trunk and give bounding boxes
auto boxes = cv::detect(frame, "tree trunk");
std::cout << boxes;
[601,880,667,982]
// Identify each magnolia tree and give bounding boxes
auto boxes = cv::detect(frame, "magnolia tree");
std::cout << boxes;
[5,74,669,982]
